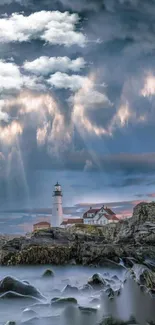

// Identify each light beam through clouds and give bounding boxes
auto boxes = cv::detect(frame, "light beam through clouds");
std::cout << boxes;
[141,73,155,98]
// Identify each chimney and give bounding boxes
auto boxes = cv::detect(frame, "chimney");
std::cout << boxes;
[90,206,92,210]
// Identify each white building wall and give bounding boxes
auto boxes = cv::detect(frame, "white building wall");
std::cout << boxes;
[52,190,63,227]
[97,215,109,225]
[84,215,109,225]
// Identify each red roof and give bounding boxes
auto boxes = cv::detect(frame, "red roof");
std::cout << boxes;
[83,208,100,218]
[61,218,83,225]
[104,207,115,216]
[88,209,100,213]
[111,215,119,221]
[97,214,118,221]
[83,206,117,220]
[33,222,50,226]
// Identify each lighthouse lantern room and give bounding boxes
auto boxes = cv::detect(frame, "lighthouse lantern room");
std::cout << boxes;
[52,182,63,227]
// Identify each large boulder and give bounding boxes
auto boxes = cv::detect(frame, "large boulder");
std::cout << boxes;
[22,309,38,322]
[42,269,54,277]
[78,306,97,313]
[80,284,93,293]
[0,291,39,301]
[51,297,77,307]
[99,316,138,325]
[105,287,115,300]
[0,276,44,300]
[61,284,79,296]
[88,273,106,289]
[131,264,155,290]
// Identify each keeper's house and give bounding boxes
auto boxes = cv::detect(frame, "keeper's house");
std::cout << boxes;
[83,205,118,225]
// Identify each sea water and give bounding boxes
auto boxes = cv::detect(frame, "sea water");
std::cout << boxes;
[0,265,155,325]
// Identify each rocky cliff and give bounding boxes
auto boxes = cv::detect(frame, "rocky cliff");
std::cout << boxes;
[1,202,155,266]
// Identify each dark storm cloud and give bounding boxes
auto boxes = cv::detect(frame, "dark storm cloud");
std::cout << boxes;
[25,149,155,176]
[0,0,155,217]
[107,176,149,188]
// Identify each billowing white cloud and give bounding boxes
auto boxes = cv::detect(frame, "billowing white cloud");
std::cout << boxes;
[22,75,46,91]
[0,60,45,92]
[23,56,86,75]
[0,60,22,91]
[48,72,88,91]
[0,11,86,47]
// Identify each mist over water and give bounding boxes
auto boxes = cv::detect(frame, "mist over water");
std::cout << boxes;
[0,265,155,325]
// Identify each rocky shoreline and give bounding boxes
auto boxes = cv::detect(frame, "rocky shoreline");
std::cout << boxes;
[0,202,155,267]
[1,202,155,325]
[0,264,155,325]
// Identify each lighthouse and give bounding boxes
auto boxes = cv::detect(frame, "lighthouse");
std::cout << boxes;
[52,182,63,227]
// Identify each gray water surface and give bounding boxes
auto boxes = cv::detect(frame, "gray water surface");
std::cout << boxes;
[0,265,154,325]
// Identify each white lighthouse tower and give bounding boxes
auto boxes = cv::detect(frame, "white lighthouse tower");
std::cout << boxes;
[52,182,63,227]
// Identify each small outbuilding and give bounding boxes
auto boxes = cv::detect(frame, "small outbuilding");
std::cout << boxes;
[33,221,51,232]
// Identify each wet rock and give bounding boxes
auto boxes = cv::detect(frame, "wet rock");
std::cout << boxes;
[103,272,110,278]
[111,275,120,281]
[51,297,60,302]
[21,317,40,325]
[139,269,155,289]
[128,316,138,324]
[89,297,100,305]
[0,291,39,301]
[99,316,139,325]
[78,306,97,313]
[0,276,44,300]
[51,297,77,307]
[42,269,54,277]
[22,308,38,321]
[99,259,125,269]
[104,278,115,285]
[61,284,79,295]
[88,273,106,289]
[5,322,16,325]
[105,287,115,300]
[31,302,50,310]
[144,260,155,272]
[132,265,155,290]
[115,288,121,296]
[122,257,138,268]
[80,283,93,293]
[149,288,155,297]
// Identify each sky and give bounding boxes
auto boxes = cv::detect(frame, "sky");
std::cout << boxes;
[0,0,155,232]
